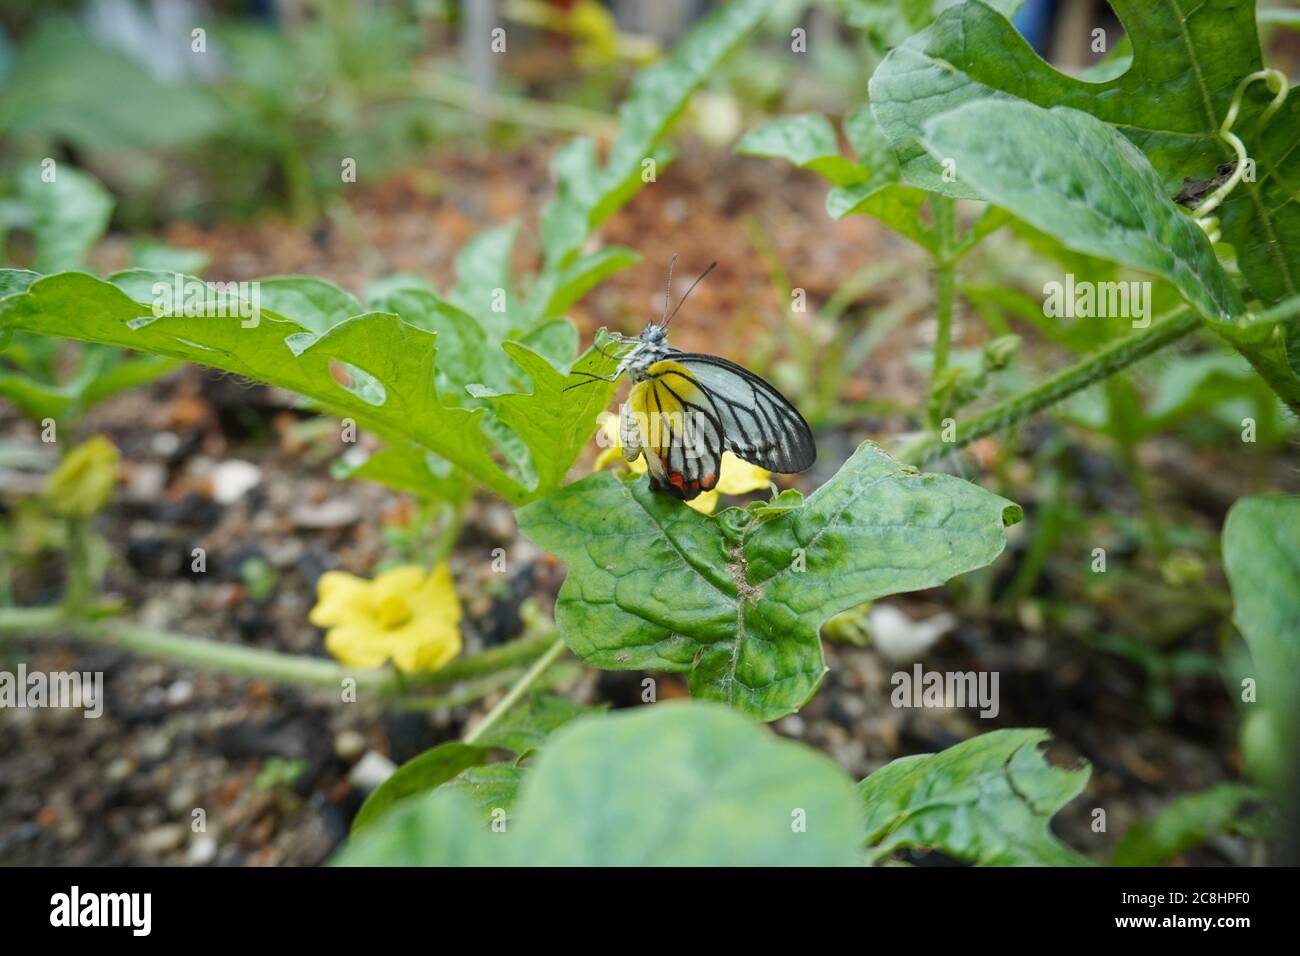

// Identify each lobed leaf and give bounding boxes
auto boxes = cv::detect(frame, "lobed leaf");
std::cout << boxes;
[919,100,1243,324]
[0,271,529,502]
[517,441,1020,721]
[857,728,1092,866]
[868,0,1297,308]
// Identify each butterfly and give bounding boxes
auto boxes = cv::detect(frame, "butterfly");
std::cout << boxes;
[569,256,816,502]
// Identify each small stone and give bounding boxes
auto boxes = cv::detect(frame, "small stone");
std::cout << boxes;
[186,835,219,866]
[166,784,199,816]
[334,730,366,760]
[776,714,806,738]
[347,751,397,792]
[166,680,194,706]
[291,498,361,529]
[139,731,171,761]
[137,824,185,854]
[152,432,181,456]
[124,461,167,501]
[869,605,957,662]
[211,460,262,505]
[263,538,304,568]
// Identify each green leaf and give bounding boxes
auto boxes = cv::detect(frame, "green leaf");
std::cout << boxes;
[738,108,935,250]
[539,0,770,269]
[350,742,491,835]
[473,694,603,756]
[0,19,225,150]
[868,0,1296,307]
[857,729,1092,866]
[1111,783,1260,866]
[0,270,41,298]
[735,113,865,185]
[254,276,364,335]
[333,789,492,866]
[1223,494,1300,789]
[330,444,468,503]
[517,318,579,366]
[919,97,1300,410]
[334,702,862,866]
[517,441,1020,721]
[366,284,501,397]
[439,764,526,820]
[1223,495,1300,693]
[450,223,518,340]
[525,245,641,325]
[20,165,114,274]
[920,100,1243,324]
[130,241,211,276]
[0,271,528,503]
[470,340,619,496]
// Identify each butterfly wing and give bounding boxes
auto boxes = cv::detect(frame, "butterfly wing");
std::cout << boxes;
[626,361,724,501]
[668,353,816,473]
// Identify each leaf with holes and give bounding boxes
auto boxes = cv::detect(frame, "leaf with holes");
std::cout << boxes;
[517,441,1020,721]
[0,270,528,503]
[857,729,1092,866]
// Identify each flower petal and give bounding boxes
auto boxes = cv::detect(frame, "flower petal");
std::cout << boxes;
[324,622,393,669]
[687,490,721,514]
[309,571,371,627]
[714,452,771,495]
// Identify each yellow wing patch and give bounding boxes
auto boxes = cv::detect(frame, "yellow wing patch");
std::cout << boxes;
[623,361,723,500]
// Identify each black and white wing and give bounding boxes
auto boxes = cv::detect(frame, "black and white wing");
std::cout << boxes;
[671,353,816,474]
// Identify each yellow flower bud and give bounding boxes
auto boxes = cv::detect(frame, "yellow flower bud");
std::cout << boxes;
[46,435,120,518]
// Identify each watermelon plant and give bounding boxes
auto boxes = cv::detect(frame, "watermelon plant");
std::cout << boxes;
[1,0,1295,866]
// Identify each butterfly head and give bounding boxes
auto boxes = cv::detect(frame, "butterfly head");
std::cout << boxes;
[639,324,668,345]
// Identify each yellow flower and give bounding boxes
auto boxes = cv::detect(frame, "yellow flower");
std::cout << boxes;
[594,413,771,514]
[46,435,120,518]
[309,564,462,672]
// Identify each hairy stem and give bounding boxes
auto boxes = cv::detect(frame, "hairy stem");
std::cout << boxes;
[929,195,958,427]
[897,308,1200,465]
[463,637,568,744]
[0,606,556,699]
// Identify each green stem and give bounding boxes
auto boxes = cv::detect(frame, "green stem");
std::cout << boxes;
[0,606,555,699]
[897,307,1200,465]
[463,638,568,744]
[929,195,957,427]
[63,518,93,614]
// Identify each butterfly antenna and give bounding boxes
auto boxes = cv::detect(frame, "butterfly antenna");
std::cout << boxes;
[659,253,679,327]
[663,261,717,329]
